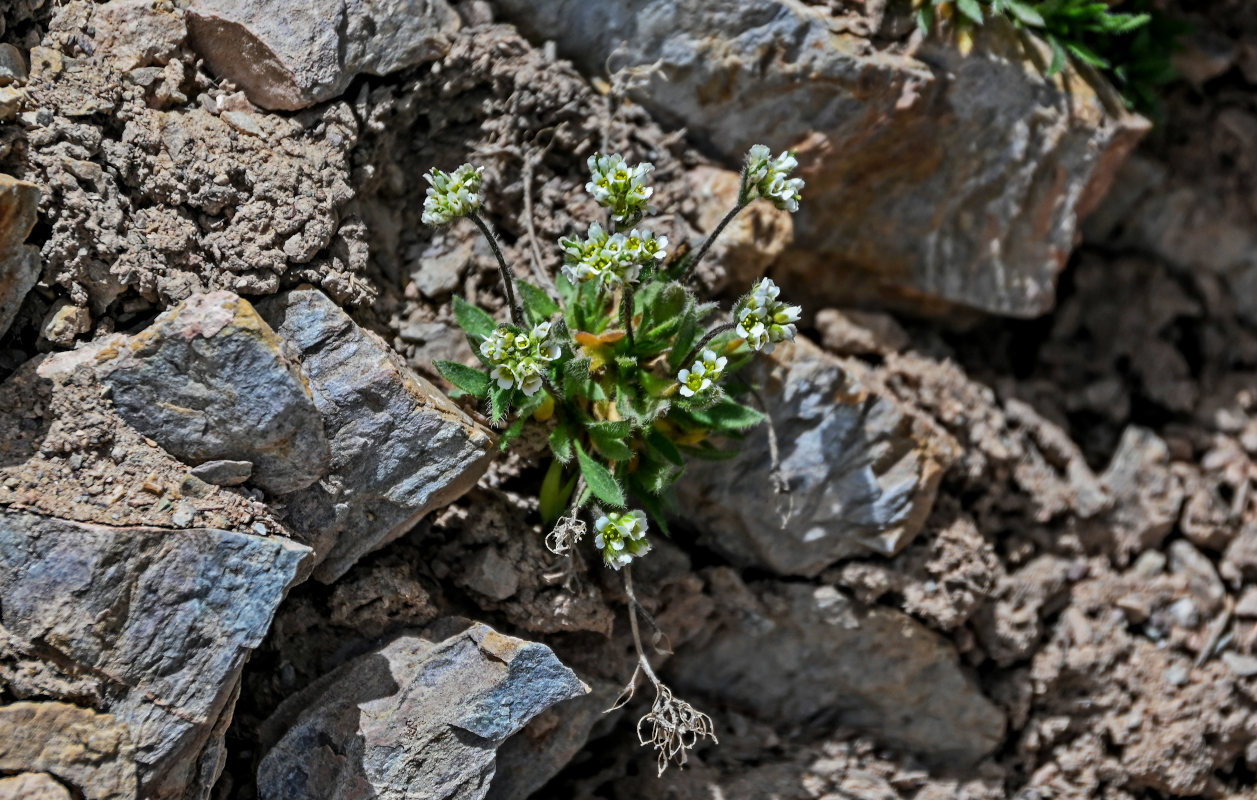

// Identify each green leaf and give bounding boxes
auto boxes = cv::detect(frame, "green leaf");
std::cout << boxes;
[500,415,528,450]
[957,0,984,24]
[644,428,684,466]
[517,279,561,325]
[668,311,702,372]
[434,360,491,398]
[1047,34,1068,75]
[915,4,935,32]
[687,398,766,431]
[1066,40,1109,67]
[452,295,496,341]
[489,384,516,424]
[632,488,671,537]
[1005,0,1045,26]
[549,420,574,463]
[587,419,633,462]
[575,441,625,508]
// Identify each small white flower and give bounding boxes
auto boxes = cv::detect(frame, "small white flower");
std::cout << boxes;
[421,163,483,225]
[585,153,655,224]
[698,348,727,381]
[593,510,651,570]
[735,278,800,352]
[478,322,561,394]
[558,222,663,288]
[742,145,804,213]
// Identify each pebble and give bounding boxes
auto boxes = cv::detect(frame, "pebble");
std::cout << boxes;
[191,459,253,487]
[1222,651,1257,678]
[1234,587,1257,618]
[1165,664,1190,687]
[0,44,27,85]
[1167,597,1200,629]
[1131,550,1167,579]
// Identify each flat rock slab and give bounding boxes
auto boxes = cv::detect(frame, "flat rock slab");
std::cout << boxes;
[94,291,331,495]
[0,703,137,800]
[488,0,1147,317]
[669,574,1005,765]
[257,286,495,583]
[187,0,460,110]
[258,619,588,800]
[0,511,311,799]
[0,173,42,338]
[678,338,948,576]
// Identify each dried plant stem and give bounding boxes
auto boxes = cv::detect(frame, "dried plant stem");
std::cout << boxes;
[469,211,526,328]
[611,566,717,775]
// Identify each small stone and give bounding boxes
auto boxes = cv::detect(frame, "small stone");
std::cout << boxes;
[94,291,331,495]
[1167,597,1199,629]
[221,109,263,137]
[678,337,948,576]
[1115,594,1150,624]
[1132,550,1167,578]
[0,705,136,800]
[1234,587,1257,618]
[1164,664,1190,687]
[464,547,519,601]
[258,620,588,800]
[816,308,910,356]
[40,299,92,347]
[187,0,461,110]
[92,0,187,71]
[0,86,23,121]
[191,458,254,486]
[1222,651,1257,678]
[1168,540,1226,616]
[0,173,43,339]
[413,235,471,298]
[170,503,195,527]
[0,44,28,85]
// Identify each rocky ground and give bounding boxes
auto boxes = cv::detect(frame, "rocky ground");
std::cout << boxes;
[2,1,1256,799]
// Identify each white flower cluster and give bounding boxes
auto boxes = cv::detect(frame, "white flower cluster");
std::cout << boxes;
[558,222,668,287]
[734,278,801,353]
[593,509,652,570]
[677,348,727,398]
[479,321,561,396]
[421,163,483,226]
[743,145,804,213]
[586,153,654,224]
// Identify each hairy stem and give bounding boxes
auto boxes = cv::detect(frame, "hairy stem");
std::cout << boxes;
[683,199,746,279]
[621,284,636,353]
[679,322,736,372]
[469,211,526,328]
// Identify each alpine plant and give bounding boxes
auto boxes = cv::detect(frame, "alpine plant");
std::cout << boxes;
[422,143,805,773]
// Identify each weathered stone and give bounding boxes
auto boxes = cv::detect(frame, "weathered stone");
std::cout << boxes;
[0,43,27,85]
[257,286,495,582]
[816,308,910,357]
[190,458,253,486]
[488,0,1147,317]
[0,173,42,339]
[668,575,1005,764]
[40,298,92,347]
[677,337,948,576]
[1099,426,1185,563]
[257,620,588,800]
[1168,539,1226,616]
[0,703,137,800]
[0,511,311,798]
[92,0,187,71]
[187,0,460,110]
[0,773,72,800]
[94,291,331,495]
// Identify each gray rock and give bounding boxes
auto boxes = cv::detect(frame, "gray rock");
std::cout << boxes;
[94,291,332,495]
[677,338,947,576]
[257,286,495,583]
[187,0,461,110]
[191,458,254,486]
[1099,426,1185,563]
[0,511,311,799]
[257,619,588,800]
[668,575,1005,765]
[487,0,1147,317]
[0,174,42,339]
[0,704,136,800]
[0,44,27,85]
[815,308,910,357]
